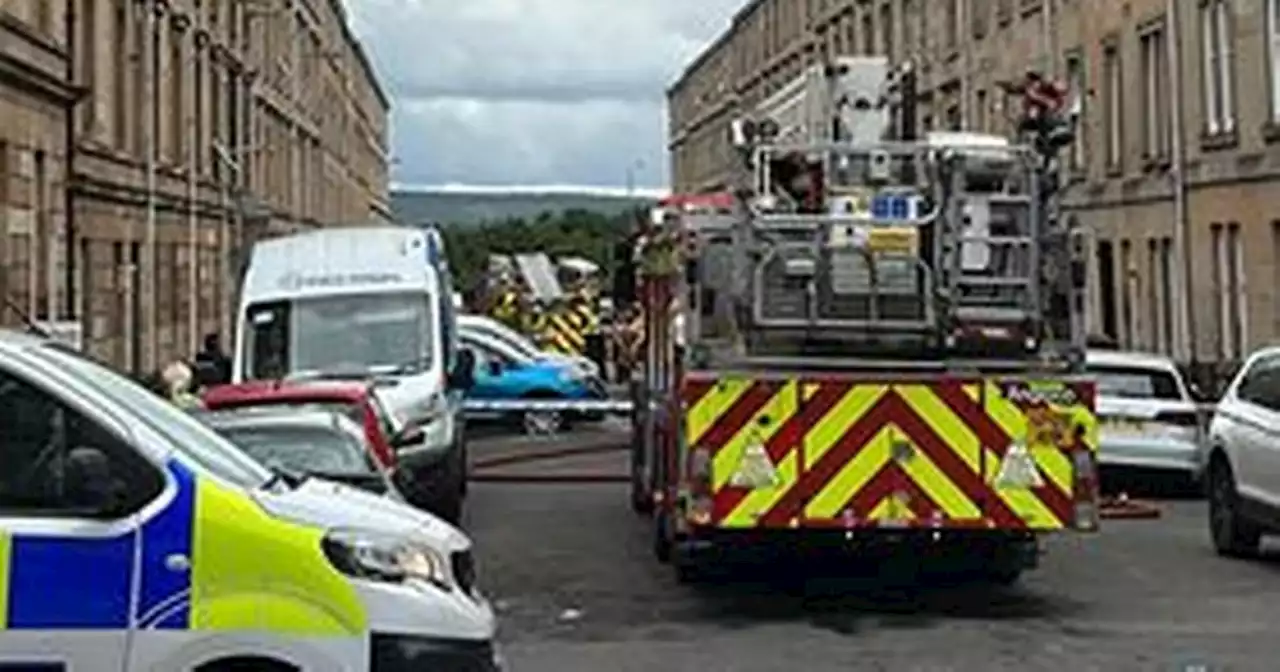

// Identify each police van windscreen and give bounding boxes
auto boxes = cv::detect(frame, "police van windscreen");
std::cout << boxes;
[243,291,434,381]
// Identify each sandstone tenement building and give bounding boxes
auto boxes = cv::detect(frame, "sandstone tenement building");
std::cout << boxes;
[668,0,1280,372]
[1,0,391,372]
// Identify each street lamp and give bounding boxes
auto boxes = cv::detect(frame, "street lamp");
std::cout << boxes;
[625,159,646,198]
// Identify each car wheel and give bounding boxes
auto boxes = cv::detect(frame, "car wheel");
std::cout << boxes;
[1208,458,1261,558]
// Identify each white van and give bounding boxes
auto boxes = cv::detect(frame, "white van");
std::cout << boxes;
[234,226,472,522]
[0,329,500,671]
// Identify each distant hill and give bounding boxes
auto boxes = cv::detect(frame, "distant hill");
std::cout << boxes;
[392,188,661,226]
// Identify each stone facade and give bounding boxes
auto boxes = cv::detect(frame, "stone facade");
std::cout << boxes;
[668,0,1280,370]
[1,0,391,373]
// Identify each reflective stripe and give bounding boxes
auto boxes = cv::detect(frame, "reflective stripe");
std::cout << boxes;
[0,531,9,629]
[137,462,197,629]
[190,474,367,635]
[7,525,134,628]
[685,375,1099,532]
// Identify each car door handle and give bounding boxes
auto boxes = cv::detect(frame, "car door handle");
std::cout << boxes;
[164,553,191,573]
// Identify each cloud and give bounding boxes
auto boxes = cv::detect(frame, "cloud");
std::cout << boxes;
[346,0,747,189]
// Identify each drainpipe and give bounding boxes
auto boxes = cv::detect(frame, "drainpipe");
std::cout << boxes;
[1166,0,1193,365]
[63,0,78,321]
[142,0,158,371]
[186,20,198,355]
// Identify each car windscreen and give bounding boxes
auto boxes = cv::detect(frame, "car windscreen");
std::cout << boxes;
[32,343,273,490]
[469,321,541,359]
[1090,365,1184,401]
[214,424,374,476]
[243,291,433,380]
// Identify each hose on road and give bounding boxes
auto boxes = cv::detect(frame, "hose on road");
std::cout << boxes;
[468,439,630,484]
[1099,493,1162,519]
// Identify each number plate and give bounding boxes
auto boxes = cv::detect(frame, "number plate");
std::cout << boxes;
[866,227,918,254]
[1103,419,1148,436]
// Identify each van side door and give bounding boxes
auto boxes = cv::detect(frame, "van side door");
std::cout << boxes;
[0,362,166,671]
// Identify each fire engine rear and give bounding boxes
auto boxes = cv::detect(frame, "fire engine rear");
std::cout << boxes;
[628,56,1099,584]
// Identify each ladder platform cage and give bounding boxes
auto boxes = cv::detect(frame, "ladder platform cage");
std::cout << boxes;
[717,139,1058,361]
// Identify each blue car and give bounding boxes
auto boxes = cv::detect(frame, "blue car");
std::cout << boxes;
[460,331,607,427]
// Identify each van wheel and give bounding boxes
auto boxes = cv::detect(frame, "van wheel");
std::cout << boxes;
[1208,458,1262,558]
[195,658,298,672]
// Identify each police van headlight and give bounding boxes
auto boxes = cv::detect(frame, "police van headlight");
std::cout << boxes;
[322,529,455,591]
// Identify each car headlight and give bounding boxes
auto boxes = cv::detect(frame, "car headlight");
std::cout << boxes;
[322,528,455,591]
[557,367,584,382]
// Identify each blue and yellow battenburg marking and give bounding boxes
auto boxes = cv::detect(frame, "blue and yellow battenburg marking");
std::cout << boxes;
[0,460,366,634]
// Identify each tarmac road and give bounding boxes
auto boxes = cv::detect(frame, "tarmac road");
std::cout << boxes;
[461,431,1280,671]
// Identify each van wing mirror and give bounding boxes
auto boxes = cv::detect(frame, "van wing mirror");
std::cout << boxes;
[449,350,476,391]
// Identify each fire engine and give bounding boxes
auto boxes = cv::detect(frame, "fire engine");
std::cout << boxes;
[628,56,1098,583]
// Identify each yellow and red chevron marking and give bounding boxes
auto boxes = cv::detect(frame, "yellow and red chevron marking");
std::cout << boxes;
[681,375,1098,532]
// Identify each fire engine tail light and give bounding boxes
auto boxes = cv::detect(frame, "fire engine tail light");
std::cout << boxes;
[687,447,714,525]
[1070,431,1099,531]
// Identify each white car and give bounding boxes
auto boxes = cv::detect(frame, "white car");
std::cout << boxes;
[1205,346,1280,557]
[459,313,600,378]
[1088,350,1205,484]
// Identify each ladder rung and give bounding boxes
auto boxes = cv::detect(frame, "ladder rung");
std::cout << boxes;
[959,235,1034,246]
[957,276,1032,287]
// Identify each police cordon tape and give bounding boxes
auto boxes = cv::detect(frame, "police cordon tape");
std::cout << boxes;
[462,398,635,414]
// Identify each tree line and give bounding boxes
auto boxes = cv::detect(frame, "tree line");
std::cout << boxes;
[438,207,640,291]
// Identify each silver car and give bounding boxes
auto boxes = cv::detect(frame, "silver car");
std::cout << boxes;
[1089,350,1206,485]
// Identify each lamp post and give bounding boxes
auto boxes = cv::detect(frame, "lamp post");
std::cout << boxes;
[625,158,646,198]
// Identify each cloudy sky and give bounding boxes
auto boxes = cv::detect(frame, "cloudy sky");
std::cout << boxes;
[346,0,746,193]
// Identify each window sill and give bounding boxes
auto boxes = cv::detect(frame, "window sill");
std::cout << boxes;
[1200,128,1239,152]
[1105,164,1123,178]
[1140,155,1171,173]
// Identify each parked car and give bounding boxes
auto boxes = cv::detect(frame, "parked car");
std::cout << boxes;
[201,379,402,470]
[1205,345,1280,557]
[1088,349,1206,487]
[195,406,404,499]
[460,329,607,430]
[460,313,600,378]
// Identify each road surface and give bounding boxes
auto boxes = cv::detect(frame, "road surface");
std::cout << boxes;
[462,431,1280,671]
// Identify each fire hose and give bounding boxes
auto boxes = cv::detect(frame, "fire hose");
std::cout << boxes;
[468,440,631,484]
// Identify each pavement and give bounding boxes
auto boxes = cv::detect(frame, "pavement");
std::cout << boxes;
[461,428,1280,671]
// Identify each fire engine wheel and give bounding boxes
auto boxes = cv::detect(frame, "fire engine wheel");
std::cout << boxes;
[630,446,653,515]
[1208,457,1262,558]
[978,562,1024,586]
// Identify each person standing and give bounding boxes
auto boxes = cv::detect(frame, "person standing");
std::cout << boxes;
[194,332,232,385]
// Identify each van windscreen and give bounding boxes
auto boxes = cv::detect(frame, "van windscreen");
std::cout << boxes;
[243,291,434,380]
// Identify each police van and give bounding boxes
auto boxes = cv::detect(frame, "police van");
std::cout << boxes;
[233,226,472,523]
[0,329,500,671]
